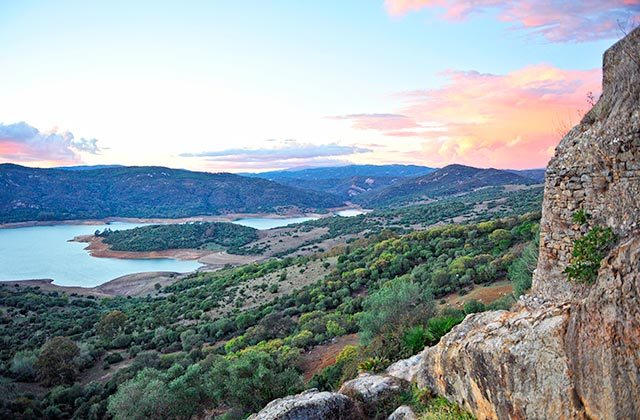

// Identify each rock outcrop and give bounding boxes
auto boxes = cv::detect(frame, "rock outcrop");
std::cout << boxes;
[339,373,408,419]
[248,389,360,420]
[415,26,640,419]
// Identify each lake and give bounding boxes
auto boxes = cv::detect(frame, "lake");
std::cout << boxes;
[232,216,317,230]
[0,223,203,288]
[0,214,364,287]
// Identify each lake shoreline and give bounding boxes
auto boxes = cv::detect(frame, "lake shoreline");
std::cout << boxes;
[0,271,192,298]
[74,234,210,261]
[0,206,364,230]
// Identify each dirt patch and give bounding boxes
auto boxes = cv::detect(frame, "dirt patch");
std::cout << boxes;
[441,281,514,308]
[298,334,359,381]
[1,272,188,298]
[79,351,133,384]
[0,279,111,298]
[96,272,188,297]
[197,251,258,267]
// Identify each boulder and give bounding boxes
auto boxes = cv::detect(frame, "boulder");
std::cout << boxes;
[387,405,417,420]
[339,373,408,419]
[248,389,361,420]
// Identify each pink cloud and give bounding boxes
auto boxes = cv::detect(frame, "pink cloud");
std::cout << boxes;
[0,122,100,166]
[384,0,640,42]
[336,64,602,169]
[327,113,419,130]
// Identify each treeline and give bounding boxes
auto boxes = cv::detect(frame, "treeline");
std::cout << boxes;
[97,222,259,253]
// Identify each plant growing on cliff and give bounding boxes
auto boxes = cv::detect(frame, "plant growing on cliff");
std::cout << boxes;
[565,212,616,284]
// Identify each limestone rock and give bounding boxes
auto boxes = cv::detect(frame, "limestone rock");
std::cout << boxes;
[387,405,417,420]
[248,389,361,420]
[339,373,408,419]
[386,353,422,382]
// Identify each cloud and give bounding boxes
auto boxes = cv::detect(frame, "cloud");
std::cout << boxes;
[336,64,601,168]
[327,113,419,130]
[0,121,100,165]
[180,140,372,170]
[384,0,640,42]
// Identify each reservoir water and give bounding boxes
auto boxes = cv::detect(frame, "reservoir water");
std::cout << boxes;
[0,214,365,287]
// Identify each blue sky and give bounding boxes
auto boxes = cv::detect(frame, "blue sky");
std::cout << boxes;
[0,1,637,170]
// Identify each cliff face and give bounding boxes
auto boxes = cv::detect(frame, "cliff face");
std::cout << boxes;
[416,26,640,419]
[250,27,640,420]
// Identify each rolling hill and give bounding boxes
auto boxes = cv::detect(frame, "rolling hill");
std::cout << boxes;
[245,164,435,199]
[0,164,344,223]
[354,164,539,207]
[244,164,435,180]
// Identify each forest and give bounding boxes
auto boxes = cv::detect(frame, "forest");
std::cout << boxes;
[0,211,539,419]
[96,222,259,253]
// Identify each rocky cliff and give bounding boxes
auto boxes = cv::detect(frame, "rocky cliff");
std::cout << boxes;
[417,26,640,419]
[250,26,640,420]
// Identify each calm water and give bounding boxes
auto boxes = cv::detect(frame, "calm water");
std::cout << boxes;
[0,222,203,287]
[336,209,366,217]
[232,216,317,230]
[0,213,363,287]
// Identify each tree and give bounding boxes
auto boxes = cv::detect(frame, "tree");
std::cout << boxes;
[358,276,434,345]
[96,310,127,340]
[107,369,173,420]
[35,336,80,386]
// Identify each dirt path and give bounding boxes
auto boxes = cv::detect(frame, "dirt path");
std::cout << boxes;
[298,334,359,381]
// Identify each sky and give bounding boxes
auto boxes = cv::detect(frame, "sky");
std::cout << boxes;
[0,1,638,172]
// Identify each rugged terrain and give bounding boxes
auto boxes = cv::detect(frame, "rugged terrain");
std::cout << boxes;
[250,26,640,420]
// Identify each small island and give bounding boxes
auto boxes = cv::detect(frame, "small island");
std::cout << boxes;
[95,221,259,254]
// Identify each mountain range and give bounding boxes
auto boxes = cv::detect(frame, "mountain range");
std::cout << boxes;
[0,164,343,223]
[0,163,544,223]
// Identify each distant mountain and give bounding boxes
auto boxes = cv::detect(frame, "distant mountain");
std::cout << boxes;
[509,169,546,183]
[355,164,537,207]
[55,165,125,171]
[0,164,344,223]
[244,164,436,199]
[244,164,435,181]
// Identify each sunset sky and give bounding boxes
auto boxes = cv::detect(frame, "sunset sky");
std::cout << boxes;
[1,1,638,171]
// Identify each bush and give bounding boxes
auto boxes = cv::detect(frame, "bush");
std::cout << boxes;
[105,352,124,364]
[508,238,539,296]
[10,350,38,381]
[402,326,430,354]
[35,337,80,386]
[357,356,389,373]
[96,310,127,340]
[463,300,485,314]
[358,277,434,345]
[426,315,463,345]
[565,225,616,284]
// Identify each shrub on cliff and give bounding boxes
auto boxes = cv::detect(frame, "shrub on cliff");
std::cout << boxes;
[565,212,616,284]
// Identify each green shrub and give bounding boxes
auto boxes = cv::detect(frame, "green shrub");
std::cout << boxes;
[105,352,124,365]
[426,315,463,345]
[357,356,389,373]
[565,225,616,284]
[10,350,38,381]
[402,326,430,354]
[463,299,485,314]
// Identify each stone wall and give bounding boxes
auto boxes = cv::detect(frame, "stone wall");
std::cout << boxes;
[533,26,640,301]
